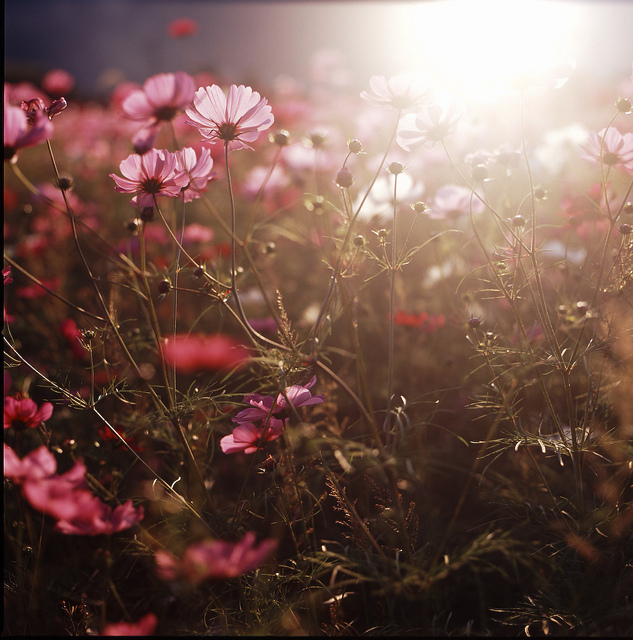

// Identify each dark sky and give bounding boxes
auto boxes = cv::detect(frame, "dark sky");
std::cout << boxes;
[5,0,633,99]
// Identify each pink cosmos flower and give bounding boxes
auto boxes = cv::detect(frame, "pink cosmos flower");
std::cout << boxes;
[110,148,189,208]
[220,418,285,455]
[428,184,486,220]
[361,74,434,111]
[397,93,465,151]
[233,375,325,425]
[162,333,251,373]
[581,127,633,175]
[4,395,53,430]
[42,68,75,96]
[4,444,57,482]
[122,72,196,123]
[155,531,277,583]
[185,84,274,150]
[174,146,216,202]
[101,612,158,636]
[4,94,53,162]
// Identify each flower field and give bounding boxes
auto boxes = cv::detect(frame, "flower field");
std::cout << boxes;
[4,46,633,636]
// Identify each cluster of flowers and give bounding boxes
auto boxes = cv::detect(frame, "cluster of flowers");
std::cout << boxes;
[4,396,144,535]
[220,376,325,454]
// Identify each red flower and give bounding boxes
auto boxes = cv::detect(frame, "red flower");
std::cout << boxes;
[167,17,199,38]
[4,395,53,430]
[155,532,277,583]
[101,612,157,636]
[162,333,251,373]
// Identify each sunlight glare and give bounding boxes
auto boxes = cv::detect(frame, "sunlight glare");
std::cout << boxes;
[392,0,583,101]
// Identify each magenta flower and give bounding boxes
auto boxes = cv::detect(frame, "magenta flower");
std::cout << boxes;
[397,93,464,151]
[428,184,486,220]
[581,127,633,175]
[4,395,53,430]
[110,148,189,208]
[4,444,57,483]
[220,418,285,455]
[233,375,325,424]
[155,531,277,583]
[174,146,216,202]
[162,333,251,372]
[4,94,53,162]
[122,72,196,123]
[185,84,274,150]
[361,74,434,111]
[101,612,158,637]
[41,68,75,96]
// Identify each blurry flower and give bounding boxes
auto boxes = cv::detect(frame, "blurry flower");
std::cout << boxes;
[397,93,464,151]
[42,68,75,96]
[181,222,214,245]
[101,612,158,637]
[220,419,285,455]
[52,497,144,536]
[174,146,216,202]
[162,333,251,372]
[155,531,277,583]
[361,74,433,111]
[4,444,57,482]
[60,317,88,360]
[4,395,53,430]
[110,148,189,208]
[510,59,576,92]
[233,375,324,425]
[167,17,199,38]
[122,72,196,123]
[3,265,12,285]
[185,84,274,151]
[4,93,53,162]
[428,184,485,220]
[581,127,633,174]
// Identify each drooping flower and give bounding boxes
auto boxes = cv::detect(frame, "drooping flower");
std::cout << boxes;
[174,146,216,202]
[109,148,189,208]
[185,84,274,151]
[162,333,251,373]
[361,74,434,111]
[4,93,53,162]
[4,395,54,430]
[581,127,633,175]
[4,444,57,482]
[101,612,158,637]
[155,531,277,583]
[396,92,464,151]
[122,72,196,123]
[220,419,285,455]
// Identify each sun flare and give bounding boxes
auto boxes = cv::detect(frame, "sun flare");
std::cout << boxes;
[392,0,583,101]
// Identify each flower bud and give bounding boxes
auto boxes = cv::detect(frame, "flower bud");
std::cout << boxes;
[348,139,363,154]
[616,97,632,114]
[158,279,171,295]
[411,201,428,214]
[512,214,526,227]
[140,207,154,222]
[352,234,365,247]
[623,201,633,215]
[336,166,354,188]
[468,316,482,328]
[534,186,547,200]
[387,161,405,175]
[309,132,327,148]
[576,300,588,315]
[270,129,290,146]
[471,163,488,182]
[57,175,74,191]
[618,223,632,235]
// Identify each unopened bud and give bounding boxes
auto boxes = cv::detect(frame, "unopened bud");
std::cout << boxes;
[309,132,327,148]
[157,279,171,295]
[387,161,405,175]
[336,166,354,188]
[534,187,547,200]
[512,214,526,227]
[411,201,428,214]
[348,139,363,154]
[270,129,290,146]
[57,175,74,191]
[618,223,632,235]
[616,97,632,114]
[468,316,482,328]
[623,201,633,215]
[140,207,154,222]
[352,234,365,247]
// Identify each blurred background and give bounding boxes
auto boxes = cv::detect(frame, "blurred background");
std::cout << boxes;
[5,0,633,101]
